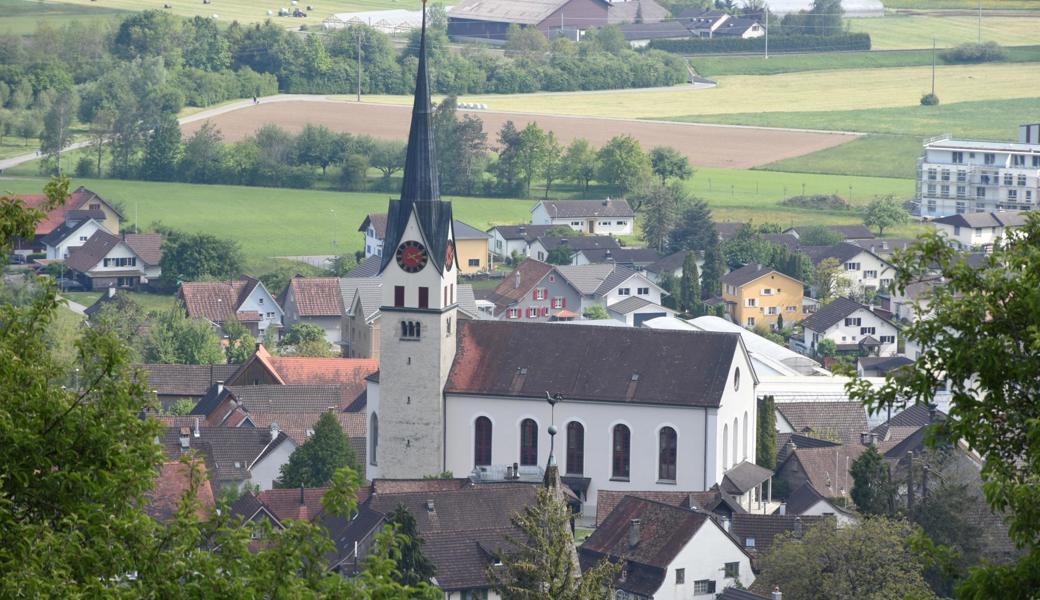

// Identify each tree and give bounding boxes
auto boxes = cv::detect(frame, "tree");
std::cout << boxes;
[369,138,407,185]
[846,217,1040,597]
[722,224,773,269]
[385,505,437,587]
[433,97,488,196]
[490,487,619,599]
[668,200,714,253]
[700,230,725,300]
[757,396,777,469]
[87,107,117,177]
[797,224,843,246]
[679,252,702,315]
[813,257,851,303]
[279,323,335,357]
[223,318,256,364]
[563,138,598,195]
[17,111,41,147]
[850,445,894,515]
[40,90,79,174]
[505,24,549,59]
[863,194,909,236]
[590,25,627,55]
[816,338,838,358]
[583,305,610,320]
[758,518,938,600]
[182,15,231,71]
[160,229,244,284]
[638,182,681,252]
[541,132,563,199]
[140,112,181,181]
[494,121,523,196]
[649,146,693,184]
[546,246,575,265]
[143,308,225,365]
[516,123,549,197]
[178,122,225,183]
[296,124,345,176]
[340,153,370,192]
[277,412,360,488]
[597,135,651,198]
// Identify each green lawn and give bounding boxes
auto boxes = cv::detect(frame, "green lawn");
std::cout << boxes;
[849,14,1040,49]
[662,97,1040,140]
[756,135,924,180]
[882,0,1040,8]
[0,177,535,259]
[63,290,178,314]
[691,47,1040,77]
[0,0,127,35]
[25,0,419,28]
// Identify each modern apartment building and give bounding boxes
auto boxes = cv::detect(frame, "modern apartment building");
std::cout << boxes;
[917,125,1040,217]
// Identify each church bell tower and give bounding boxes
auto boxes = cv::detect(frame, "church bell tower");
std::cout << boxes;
[372,1,458,479]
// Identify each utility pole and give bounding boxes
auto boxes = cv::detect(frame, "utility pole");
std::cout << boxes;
[978,0,982,44]
[931,38,936,97]
[764,5,769,60]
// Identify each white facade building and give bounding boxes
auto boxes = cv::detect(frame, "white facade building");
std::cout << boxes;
[531,199,635,236]
[43,218,108,260]
[930,210,1029,250]
[918,128,1040,217]
[799,297,900,357]
[805,243,894,296]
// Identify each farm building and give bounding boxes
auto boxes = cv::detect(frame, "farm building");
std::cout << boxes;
[323,9,431,34]
[447,0,668,42]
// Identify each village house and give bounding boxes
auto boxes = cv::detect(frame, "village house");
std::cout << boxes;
[179,276,284,337]
[644,250,702,284]
[484,259,583,321]
[722,264,807,331]
[802,243,894,296]
[729,513,831,561]
[486,224,555,260]
[359,213,490,273]
[797,296,900,357]
[574,246,663,269]
[581,495,755,599]
[11,186,123,255]
[135,362,240,410]
[41,215,109,260]
[531,199,635,236]
[783,224,875,242]
[447,0,668,42]
[280,276,345,346]
[160,422,296,491]
[774,400,870,447]
[594,488,747,527]
[556,262,667,313]
[340,278,383,358]
[929,210,1029,251]
[527,234,620,263]
[65,231,163,291]
[608,296,677,326]
[775,482,856,527]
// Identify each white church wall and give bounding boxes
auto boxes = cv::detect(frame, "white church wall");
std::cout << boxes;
[713,347,758,482]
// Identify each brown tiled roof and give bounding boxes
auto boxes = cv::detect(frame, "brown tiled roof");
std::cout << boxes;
[447,321,740,407]
[286,277,344,317]
[367,482,540,535]
[730,513,830,556]
[421,528,517,592]
[225,385,344,414]
[257,487,330,522]
[124,233,163,265]
[144,460,216,523]
[595,489,738,526]
[16,186,122,235]
[370,478,471,495]
[160,426,290,481]
[65,229,121,272]
[775,432,840,464]
[243,412,367,466]
[775,401,869,446]
[180,277,259,323]
[134,363,240,397]
[359,213,389,238]
[723,263,801,288]
[487,259,554,313]
[267,356,378,404]
[786,445,865,499]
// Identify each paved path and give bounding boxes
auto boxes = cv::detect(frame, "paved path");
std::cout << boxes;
[58,295,88,316]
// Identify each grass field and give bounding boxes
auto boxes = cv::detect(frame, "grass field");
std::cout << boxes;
[756,135,922,179]
[663,97,1040,140]
[63,290,178,313]
[391,63,1040,119]
[19,0,419,28]
[882,0,1040,9]
[849,14,1040,49]
[690,46,1040,77]
[0,0,127,35]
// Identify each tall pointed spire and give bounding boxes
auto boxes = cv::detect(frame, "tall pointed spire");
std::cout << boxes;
[399,0,440,205]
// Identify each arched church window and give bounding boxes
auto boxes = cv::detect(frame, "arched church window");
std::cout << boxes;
[733,418,739,467]
[520,419,538,466]
[723,424,729,469]
[612,424,630,480]
[401,322,409,338]
[659,427,677,481]
[414,322,421,338]
[474,417,492,466]
[566,421,584,476]
[370,413,379,466]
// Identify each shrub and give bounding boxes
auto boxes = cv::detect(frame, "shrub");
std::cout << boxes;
[74,156,96,178]
[649,33,871,55]
[779,194,851,211]
[939,42,1007,64]
[920,93,940,106]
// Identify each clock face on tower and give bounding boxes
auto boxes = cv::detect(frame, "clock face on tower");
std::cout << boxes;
[395,240,428,273]
[445,241,455,271]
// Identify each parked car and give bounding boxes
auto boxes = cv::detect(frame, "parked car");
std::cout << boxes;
[55,278,84,292]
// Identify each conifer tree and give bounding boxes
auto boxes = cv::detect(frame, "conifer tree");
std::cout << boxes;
[385,505,437,587]
[277,411,359,488]
[700,230,725,300]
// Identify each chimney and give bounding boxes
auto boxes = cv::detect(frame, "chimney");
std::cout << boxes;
[270,422,280,440]
[778,503,787,516]
[687,493,698,511]
[602,199,610,206]
[772,586,783,600]
[107,286,116,299]
[425,500,435,513]
[505,465,514,479]
[928,402,938,422]
[794,517,803,537]
[512,462,520,480]
[514,271,521,289]
[216,380,225,395]
[192,417,200,438]
[628,519,641,548]
[178,427,191,450]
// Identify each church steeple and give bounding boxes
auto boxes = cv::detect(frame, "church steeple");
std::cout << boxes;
[400,2,440,205]
[379,0,453,275]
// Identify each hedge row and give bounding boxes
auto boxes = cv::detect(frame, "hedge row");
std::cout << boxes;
[648,33,872,55]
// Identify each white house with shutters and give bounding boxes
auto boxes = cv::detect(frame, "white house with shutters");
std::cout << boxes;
[804,243,895,296]
[531,199,635,236]
[797,297,900,357]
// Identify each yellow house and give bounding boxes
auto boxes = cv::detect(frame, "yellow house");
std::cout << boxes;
[451,220,491,274]
[722,264,805,330]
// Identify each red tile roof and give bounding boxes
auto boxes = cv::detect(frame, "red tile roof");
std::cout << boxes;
[180,277,259,323]
[486,259,555,314]
[268,356,378,405]
[286,277,344,317]
[257,487,330,522]
[15,186,121,235]
[124,233,164,265]
[144,460,216,522]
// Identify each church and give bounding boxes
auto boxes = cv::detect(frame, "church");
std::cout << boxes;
[364,7,760,516]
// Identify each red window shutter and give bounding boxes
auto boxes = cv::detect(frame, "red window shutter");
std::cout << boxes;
[532,290,538,300]
[562,297,567,308]
[541,307,549,317]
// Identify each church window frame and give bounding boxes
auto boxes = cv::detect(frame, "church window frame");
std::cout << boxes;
[611,423,631,481]
[566,421,584,476]
[658,426,677,482]
[370,413,379,466]
[474,416,493,467]
[519,418,538,466]
[418,286,429,309]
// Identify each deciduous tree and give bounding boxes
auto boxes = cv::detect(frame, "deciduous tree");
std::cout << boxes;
[143,307,225,365]
[277,411,360,488]
[140,112,181,181]
[279,323,335,357]
[564,138,598,195]
[649,145,693,184]
[863,194,909,236]
[160,229,244,283]
[597,135,651,199]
